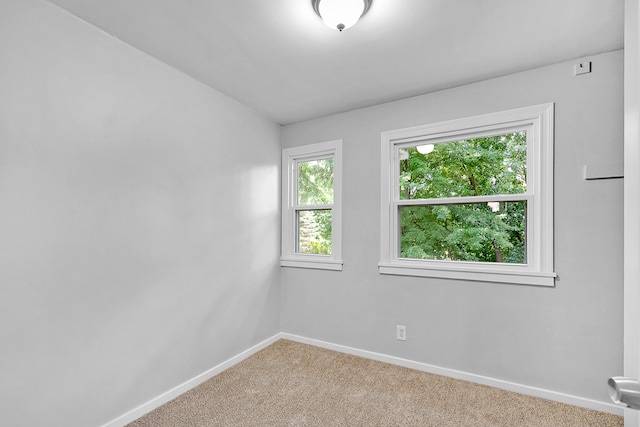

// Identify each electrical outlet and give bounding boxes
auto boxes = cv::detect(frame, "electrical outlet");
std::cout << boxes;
[396,325,406,341]
[575,61,592,75]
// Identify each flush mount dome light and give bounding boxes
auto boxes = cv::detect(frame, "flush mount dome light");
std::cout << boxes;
[312,0,372,32]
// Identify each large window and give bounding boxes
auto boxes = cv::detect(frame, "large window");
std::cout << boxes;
[380,104,555,286]
[281,140,342,270]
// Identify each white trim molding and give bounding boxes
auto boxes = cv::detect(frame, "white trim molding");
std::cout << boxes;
[100,334,281,427]
[281,333,623,416]
[281,140,343,271]
[624,0,640,425]
[379,104,555,286]
[102,332,622,425]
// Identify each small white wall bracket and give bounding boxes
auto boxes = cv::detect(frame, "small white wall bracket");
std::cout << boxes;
[584,163,624,180]
[575,61,592,75]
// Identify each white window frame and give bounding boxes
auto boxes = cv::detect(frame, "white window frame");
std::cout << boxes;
[379,104,555,286]
[281,140,343,271]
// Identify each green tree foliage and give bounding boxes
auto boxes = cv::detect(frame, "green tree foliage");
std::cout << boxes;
[297,159,334,255]
[399,133,527,263]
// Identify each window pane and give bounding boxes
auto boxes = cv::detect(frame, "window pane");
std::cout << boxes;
[298,158,334,205]
[399,132,527,200]
[296,209,332,255]
[399,201,526,264]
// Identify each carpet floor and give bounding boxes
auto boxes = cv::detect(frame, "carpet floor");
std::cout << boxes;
[127,339,622,426]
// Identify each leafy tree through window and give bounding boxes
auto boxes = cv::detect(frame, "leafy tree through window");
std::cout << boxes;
[380,104,555,286]
[282,140,343,270]
[296,158,334,255]
[398,132,527,264]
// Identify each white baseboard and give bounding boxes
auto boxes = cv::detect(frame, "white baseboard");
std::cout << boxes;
[280,333,624,416]
[103,331,623,426]
[101,333,282,427]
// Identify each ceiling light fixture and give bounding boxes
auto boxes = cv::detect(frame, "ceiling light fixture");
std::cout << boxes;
[311,0,372,32]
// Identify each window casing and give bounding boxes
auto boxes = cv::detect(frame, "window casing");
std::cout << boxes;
[379,104,555,286]
[281,140,342,270]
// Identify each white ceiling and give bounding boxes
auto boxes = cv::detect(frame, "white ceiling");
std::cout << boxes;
[48,0,624,125]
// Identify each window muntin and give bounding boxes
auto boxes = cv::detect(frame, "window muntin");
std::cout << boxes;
[379,104,555,286]
[282,140,342,270]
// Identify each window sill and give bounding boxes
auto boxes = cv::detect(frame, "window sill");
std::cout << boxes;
[378,262,555,287]
[281,257,343,271]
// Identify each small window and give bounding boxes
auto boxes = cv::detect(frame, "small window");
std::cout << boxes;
[380,104,555,286]
[282,140,342,270]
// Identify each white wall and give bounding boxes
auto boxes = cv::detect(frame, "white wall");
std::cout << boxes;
[0,1,281,426]
[282,50,624,404]
[625,0,640,424]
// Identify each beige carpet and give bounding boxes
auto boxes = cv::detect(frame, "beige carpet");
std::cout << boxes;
[128,339,622,426]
